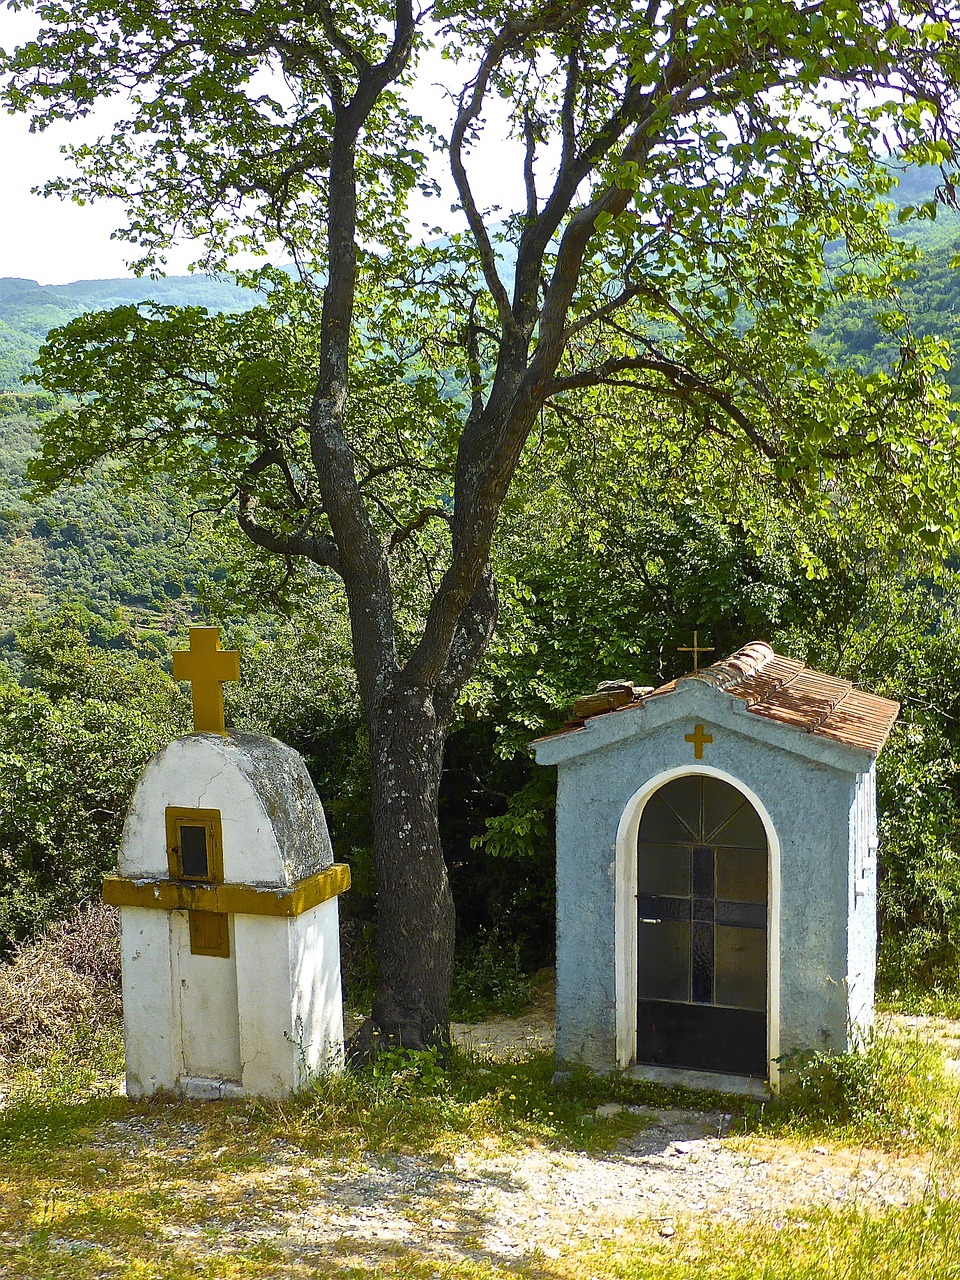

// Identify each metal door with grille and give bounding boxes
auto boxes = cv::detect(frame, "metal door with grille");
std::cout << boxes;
[636,774,768,1078]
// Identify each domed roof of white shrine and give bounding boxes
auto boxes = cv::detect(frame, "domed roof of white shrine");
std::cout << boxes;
[120,729,333,884]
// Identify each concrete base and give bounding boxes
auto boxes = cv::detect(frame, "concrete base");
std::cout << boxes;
[176,1076,246,1101]
[626,1063,771,1098]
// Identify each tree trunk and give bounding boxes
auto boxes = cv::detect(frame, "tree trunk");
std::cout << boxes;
[352,677,455,1055]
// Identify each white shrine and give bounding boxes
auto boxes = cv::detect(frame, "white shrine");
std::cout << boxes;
[104,628,349,1099]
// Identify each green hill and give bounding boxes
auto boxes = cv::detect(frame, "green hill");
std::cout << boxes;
[0,406,229,657]
[0,273,259,389]
[817,234,960,390]
[0,273,264,651]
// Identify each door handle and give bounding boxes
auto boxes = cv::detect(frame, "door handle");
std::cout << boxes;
[638,918,662,924]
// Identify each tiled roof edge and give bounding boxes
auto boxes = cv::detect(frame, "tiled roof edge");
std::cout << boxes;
[680,640,776,692]
[539,642,900,757]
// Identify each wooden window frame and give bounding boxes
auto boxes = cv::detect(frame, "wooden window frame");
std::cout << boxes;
[165,807,229,958]
[165,807,224,885]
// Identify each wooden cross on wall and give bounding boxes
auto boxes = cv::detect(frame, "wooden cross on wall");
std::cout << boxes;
[172,627,241,734]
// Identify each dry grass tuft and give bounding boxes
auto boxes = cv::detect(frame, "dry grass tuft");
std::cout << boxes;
[0,902,121,1065]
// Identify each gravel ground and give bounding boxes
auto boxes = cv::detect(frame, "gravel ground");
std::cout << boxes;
[94,1098,948,1269]
[261,1105,947,1264]
[79,1008,960,1270]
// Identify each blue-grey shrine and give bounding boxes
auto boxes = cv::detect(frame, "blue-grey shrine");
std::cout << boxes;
[532,641,899,1096]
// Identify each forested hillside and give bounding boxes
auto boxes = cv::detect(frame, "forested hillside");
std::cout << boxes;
[821,240,960,390]
[0,273,257,389]
[0,274,263,650]
[0,406,228,656]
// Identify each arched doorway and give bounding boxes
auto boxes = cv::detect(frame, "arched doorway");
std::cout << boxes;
[636,773,768,1078]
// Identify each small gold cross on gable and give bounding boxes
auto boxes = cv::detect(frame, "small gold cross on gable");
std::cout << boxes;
[678,630,714,674]
[685,723,713,760]
[172,627,241,734]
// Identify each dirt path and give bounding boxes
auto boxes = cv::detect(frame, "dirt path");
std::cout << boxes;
[254,1109,941,1266]
[78,1003,958,1272]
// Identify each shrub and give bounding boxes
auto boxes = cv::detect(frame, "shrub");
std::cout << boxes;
[0,901,122,1067]
[770,1029,953,1147]
[0,609,183,950]
[449,932,530,1022]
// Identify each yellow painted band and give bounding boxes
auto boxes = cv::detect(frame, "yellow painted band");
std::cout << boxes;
[103,863,351,917]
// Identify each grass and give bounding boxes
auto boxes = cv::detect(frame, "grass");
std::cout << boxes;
[4,917,960,1277]
[264,1203,960,1278]
[1,1020,960,1278]
[879,984,960,1020]
[755,1026,958,1150]
[2,1015,956,1162]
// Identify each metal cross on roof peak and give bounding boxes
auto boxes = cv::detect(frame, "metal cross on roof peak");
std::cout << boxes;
[172,626,240,735]
[678,630,715,674]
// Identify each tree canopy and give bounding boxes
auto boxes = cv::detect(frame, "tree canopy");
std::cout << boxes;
[6,0,960,1045]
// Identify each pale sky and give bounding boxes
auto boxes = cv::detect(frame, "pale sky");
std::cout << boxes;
[0,10,529,286]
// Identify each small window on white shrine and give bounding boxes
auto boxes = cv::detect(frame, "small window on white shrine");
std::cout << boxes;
[179,825,209,878]
[165,807,224,884]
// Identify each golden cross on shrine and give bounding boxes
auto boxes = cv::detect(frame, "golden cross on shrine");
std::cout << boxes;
[678,630,714,674]
[685,723,714,760]
[172,627,241,734]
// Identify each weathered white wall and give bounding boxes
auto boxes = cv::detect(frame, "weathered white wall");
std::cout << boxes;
[292,899,345,1080]
[120,730,333,886]
[118,730,344,1099]
[172,912,242,1082]
[847,763,878,1040]
[120,907,177,1097]
[234,914,299,1095]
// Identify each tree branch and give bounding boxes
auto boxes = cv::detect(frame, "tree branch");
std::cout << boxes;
[308,0,371,77]
[388,507,452,552]
[523,107,538,220]
[559,42,580,174]
[562,278,643,339]
[465,293,485,419]
[632,281,777,407]
[449,27,521,336]
[311,0,416,593]
[358,458,452,488]
[546,354,779,459]
[237,492,342,572]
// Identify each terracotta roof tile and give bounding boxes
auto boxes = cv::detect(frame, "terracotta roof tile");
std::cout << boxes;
[692,640,779,691]
[683,645,899,754]
[721,656,806,706]
[552,642,899,756]
[811,689,901,754]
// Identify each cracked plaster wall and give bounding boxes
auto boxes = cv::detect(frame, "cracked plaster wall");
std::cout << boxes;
[117,731,343,1098]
